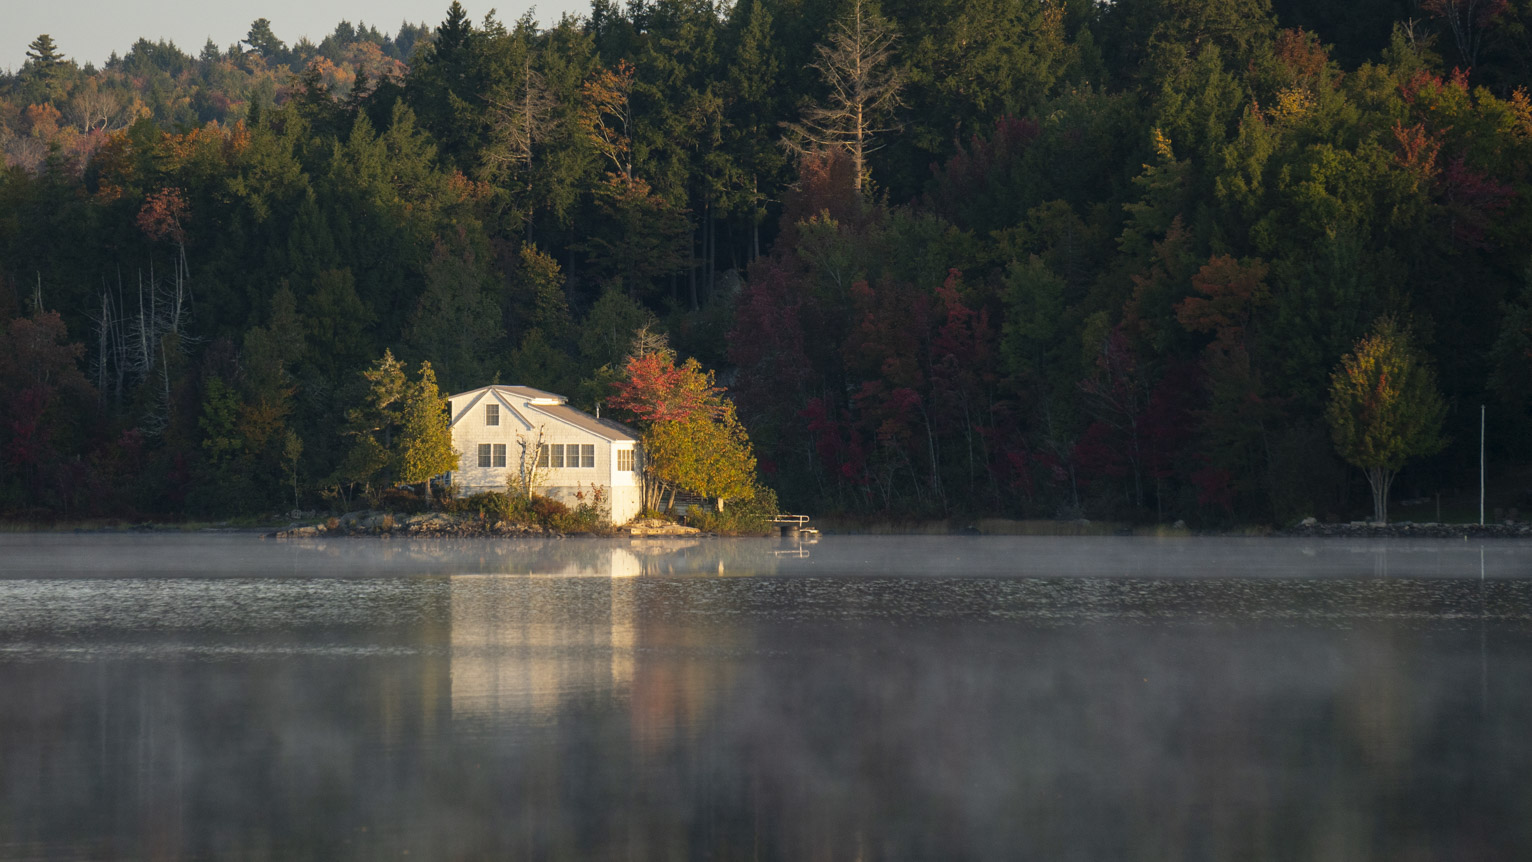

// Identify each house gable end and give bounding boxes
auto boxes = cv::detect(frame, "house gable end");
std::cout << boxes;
[450,388,533,431]
[449,389,490,428]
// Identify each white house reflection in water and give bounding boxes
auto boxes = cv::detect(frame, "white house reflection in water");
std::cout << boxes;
[449,565,639,721]
[445,540,785,724]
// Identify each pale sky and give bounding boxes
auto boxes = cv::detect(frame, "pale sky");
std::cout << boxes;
[3,0,591,72]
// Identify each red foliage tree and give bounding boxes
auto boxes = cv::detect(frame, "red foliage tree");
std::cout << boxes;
[136,187,190,245]
[0,311,98,511]
[607,351,722,425]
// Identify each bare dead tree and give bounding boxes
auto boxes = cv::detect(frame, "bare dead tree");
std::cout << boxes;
[89,271,133,408]
[66,82,124,133]
[1,134,47,173]
[1422,0,1503,69]
[486,56,558,181]
[782,0,904,192]
[628,324,670,362]
[510,425,551,501]
[116,253,194,435]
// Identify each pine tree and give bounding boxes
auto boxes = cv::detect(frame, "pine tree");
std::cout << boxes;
[25,34,63,68]
[243,19,288,64]
[337,350,408,493]
[22,34,71,103]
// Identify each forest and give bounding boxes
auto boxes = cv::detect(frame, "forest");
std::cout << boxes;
[2,0,1531,526]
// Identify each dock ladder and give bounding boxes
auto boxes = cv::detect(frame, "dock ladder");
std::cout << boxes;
[770,514,817,540]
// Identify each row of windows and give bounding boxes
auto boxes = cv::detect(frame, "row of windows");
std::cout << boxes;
[537,443,595,469]
[479,402,634,471]
[474,440,635,472]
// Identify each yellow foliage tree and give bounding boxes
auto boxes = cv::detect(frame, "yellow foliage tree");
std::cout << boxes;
[397,361,459,503]
[643,405,758,512]
[1325,318,1446,524]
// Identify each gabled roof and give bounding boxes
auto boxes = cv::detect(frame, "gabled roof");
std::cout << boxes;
[449,384,564,405]
[526,403,638,443]
[447,385,638,442]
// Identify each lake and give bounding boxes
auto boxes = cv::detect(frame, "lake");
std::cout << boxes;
[2,534,1530,860]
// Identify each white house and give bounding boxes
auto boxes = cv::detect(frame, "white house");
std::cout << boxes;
[446,385,642,525]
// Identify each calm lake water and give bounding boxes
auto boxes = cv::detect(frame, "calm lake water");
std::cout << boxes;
[2,534,1531,860]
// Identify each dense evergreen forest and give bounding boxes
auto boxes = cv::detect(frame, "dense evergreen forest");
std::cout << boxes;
[2,0,1531,525]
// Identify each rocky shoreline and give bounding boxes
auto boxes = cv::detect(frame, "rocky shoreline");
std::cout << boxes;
[1281,518,1532,539]
[265,511,705,540]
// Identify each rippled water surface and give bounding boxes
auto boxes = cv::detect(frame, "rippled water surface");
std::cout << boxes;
[3,534,1532,860]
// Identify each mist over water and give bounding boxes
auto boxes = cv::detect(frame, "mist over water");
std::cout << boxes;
[2,535,1531,859]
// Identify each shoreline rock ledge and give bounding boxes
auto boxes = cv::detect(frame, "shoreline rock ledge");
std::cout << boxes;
[264,512,710,539]
[1283,518,1532,539]
[621,519,702,538]
[266,511,556,539]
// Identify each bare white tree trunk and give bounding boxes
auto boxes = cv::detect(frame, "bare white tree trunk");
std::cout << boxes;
[782,0,903,193]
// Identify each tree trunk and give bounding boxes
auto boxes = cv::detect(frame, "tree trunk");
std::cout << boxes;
[688,218,698,311]
[1364,466,1393,524]
[706,201,715,301]
[752,176,761,262]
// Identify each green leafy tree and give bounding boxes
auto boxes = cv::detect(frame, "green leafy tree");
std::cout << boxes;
[644,407,759,511]
[1325,318,1446,524]
[609,340,762,512]
[579,285,658,371]
[303,268,376,376]
[722,0,788,259]
[396,361,459,502]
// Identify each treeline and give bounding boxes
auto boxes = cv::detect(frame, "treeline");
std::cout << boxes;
[1,0,1530,524]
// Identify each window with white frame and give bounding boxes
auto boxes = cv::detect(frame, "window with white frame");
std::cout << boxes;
[492,444,506,467]
[617,448,633,472]
[485,403,499,425]
[478,444,492,467]
[537,442,597,468]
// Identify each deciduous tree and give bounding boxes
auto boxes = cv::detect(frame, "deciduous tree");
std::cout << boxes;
[1325,318,1446,524]
[610,339,761,511]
